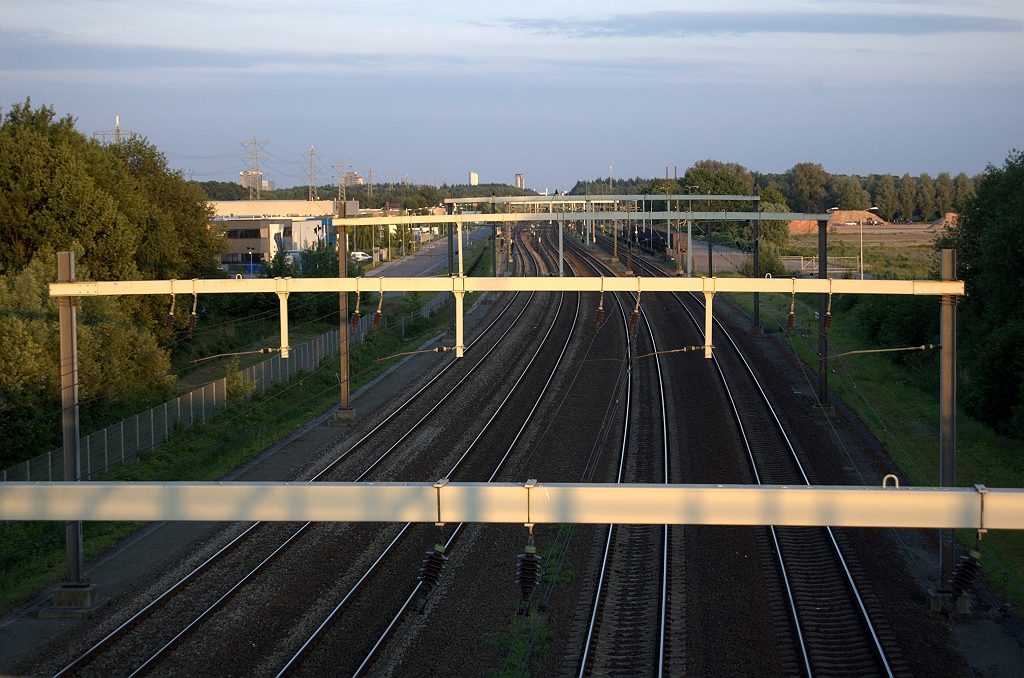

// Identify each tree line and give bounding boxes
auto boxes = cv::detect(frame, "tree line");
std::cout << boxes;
[571,160,979,223]
[0,101,225,466]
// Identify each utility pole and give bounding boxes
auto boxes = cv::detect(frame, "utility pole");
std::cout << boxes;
[52,251,98,612]
[330,217,355,425]
[239,138,268,200]
[939,249,958,590]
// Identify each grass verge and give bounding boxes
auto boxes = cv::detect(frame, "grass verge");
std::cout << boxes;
[727,288,1023,608]
[0,303,454,613]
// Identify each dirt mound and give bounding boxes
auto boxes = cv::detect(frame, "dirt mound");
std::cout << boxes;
[789,210,889,233]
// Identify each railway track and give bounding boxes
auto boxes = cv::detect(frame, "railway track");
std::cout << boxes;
[620,243,907,678]
[50,233,566,677]
[278,230,584,677]
[533,236,685,678]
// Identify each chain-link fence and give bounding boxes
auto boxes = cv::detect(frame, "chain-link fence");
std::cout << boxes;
[2,291,451,482]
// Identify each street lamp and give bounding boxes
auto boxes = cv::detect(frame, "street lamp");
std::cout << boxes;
[860,206,879,280]
[245,247,255,276]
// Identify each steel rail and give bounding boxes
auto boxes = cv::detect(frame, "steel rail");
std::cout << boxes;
[571,238,672,678]
[52,254,535,678]
[285,231,581,677]
[497,231,633,677]
[629,249,894,678]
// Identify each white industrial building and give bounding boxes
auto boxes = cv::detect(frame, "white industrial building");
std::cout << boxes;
[210,200,358,275]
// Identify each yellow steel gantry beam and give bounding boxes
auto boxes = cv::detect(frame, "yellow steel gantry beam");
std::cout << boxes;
[1,482,1019,530]
[49,276,965,360]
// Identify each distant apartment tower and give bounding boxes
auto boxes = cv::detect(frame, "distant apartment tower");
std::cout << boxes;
[343,171,365,186]
[239,171,274,191]
[514,173,525,189]
[469,171,479,186]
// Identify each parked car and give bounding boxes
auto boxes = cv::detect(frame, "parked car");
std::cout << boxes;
[350,251,372,262]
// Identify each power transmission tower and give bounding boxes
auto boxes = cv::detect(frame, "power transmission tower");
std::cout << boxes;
[305,146,325,201]
[93,115,136,143]
[367,168,373,199]
[333,159,351,202]
[239,138,268,200]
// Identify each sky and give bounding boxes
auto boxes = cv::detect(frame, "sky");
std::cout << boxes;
[3,1,1022,192]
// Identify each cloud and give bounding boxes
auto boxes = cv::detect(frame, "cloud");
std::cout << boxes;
[502,10,1023,38]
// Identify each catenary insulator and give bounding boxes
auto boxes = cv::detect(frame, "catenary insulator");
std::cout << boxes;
[516,547,542,598]
[350,311,360,333]
[165,313,175,330]
[595,309,604,328]
[786,312,795,332]
[824,312,832,332]
[630,311,639,332]
[188,314,197,337]
[951,550,982,599]
[418,544,447,591]
[373,311,381,333]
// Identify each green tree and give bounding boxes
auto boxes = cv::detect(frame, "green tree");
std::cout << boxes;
[954,172,976,208]
[832,175,871,210]
[917,172,936,221]
[874,174,899,221]
[786,162,829,212]
[0,100,224,465]
[897,174,917,221]
[751,186,790,248]
[935,172,955,216]
[689,159,753,192]
[936,151,1024,436]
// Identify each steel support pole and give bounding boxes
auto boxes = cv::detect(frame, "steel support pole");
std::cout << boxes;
[687,222,692,276]
[491,223,497,276]
[707,222,713,277]
[817,219,829,407]
[558,215,564,277]
[328,222,355,425]
[939,249,958,589]
[753,188,761,330]
[448,215,455,332]
[57,252,83,585]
